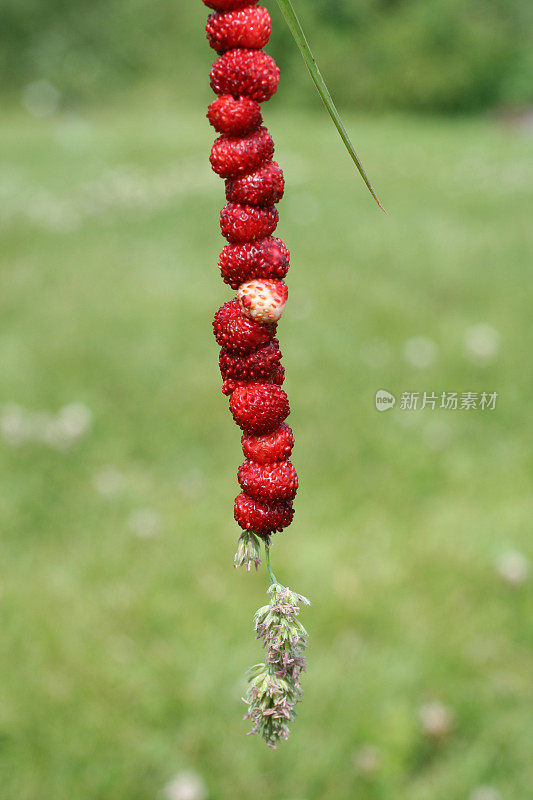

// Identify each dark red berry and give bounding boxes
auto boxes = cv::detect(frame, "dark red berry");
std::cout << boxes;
[238,459,298,503]
[220,202,278,243]
[230,382,289,434]
[234,491,294,536]
[226,161,284,206]
[241,423,295,464]
[206,6,271,53]
[213,298,275,355]
[219,237,290,289]
[210,48,280,103]
[210,126,274,179]
[207,95,262,136]
[220,339,282,382]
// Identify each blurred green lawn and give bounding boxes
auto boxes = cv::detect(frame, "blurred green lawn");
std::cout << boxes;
[1,101,532,800]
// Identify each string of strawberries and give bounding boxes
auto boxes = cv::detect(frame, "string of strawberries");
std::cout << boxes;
[201,0,381,746]
[205,0,298,558]
[202,0,311,746]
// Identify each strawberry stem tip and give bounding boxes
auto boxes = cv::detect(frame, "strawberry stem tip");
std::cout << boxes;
[275,0,387,213]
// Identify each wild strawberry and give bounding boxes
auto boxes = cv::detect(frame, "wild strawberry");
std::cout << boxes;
[238,279,288,324]
[210,48,280,103]
[225,161,284,206]
[241,423,294,464]
[213,298,275,355]
[220,339,281,382]
[221,378,242,396]
[221,365,283,396]
[230,382,289,434]
[207,95,262,136]
[238,459,298,503]
[219,237,290,289]
[220,202,278,243]
[206,6,271,54]
[234,492,294,536]
[203,0,258,10]
[210,126,274,179]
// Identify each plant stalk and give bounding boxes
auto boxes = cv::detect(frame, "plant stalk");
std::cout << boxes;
[264,543,279,586]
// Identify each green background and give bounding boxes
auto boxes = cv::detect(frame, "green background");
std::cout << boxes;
[1,0,532,111]
[1,1,532,798]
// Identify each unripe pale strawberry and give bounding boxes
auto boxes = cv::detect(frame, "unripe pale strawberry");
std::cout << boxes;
[238,279,288,324]
[206,6,271,54]
[210,48,280,103]
[230,382,289,434]
[207,95,262,136]
[210,126,274,179]
[203,0,258,9]
[241,423,294,464]
[220,202,278,243]
[225,161,284,206]
[234,491,294,535]
[219,237,290,289]
[238,459,298,503]
[213,298,276,355]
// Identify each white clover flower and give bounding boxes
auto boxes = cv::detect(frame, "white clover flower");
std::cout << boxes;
[163,771,207,800]
[497,551,530,586]
[0,404,32,446]
[128,508,161,538]
[58,403,93,439]
[403,336,437,369]
[470,787,500,800]
[352,745,382,775]
[465,324,500,363]
[419,701,453,739]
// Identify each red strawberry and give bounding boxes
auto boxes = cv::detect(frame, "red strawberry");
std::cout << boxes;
[203,0,258,10]
[241,423,294,464]
[220,202,278,243]
[221,378,243,396]
[225,161,284,206]
[234,492,294,536]
[210,126,274,179]
[210,48,280,103]
[230,382,289,434]
[206,6,271,54]
[213,298,275,355]
[207,95,262,136]
[238,278,288,323]
[219,237,290,289]
[221,366,284,396]
[238,459,298,503]
[220,339,281,381]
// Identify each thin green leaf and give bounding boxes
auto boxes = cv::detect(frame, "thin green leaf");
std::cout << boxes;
[275,0,386,213]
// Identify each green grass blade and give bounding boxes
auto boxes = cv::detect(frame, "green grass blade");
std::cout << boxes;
[275,0,386,213]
